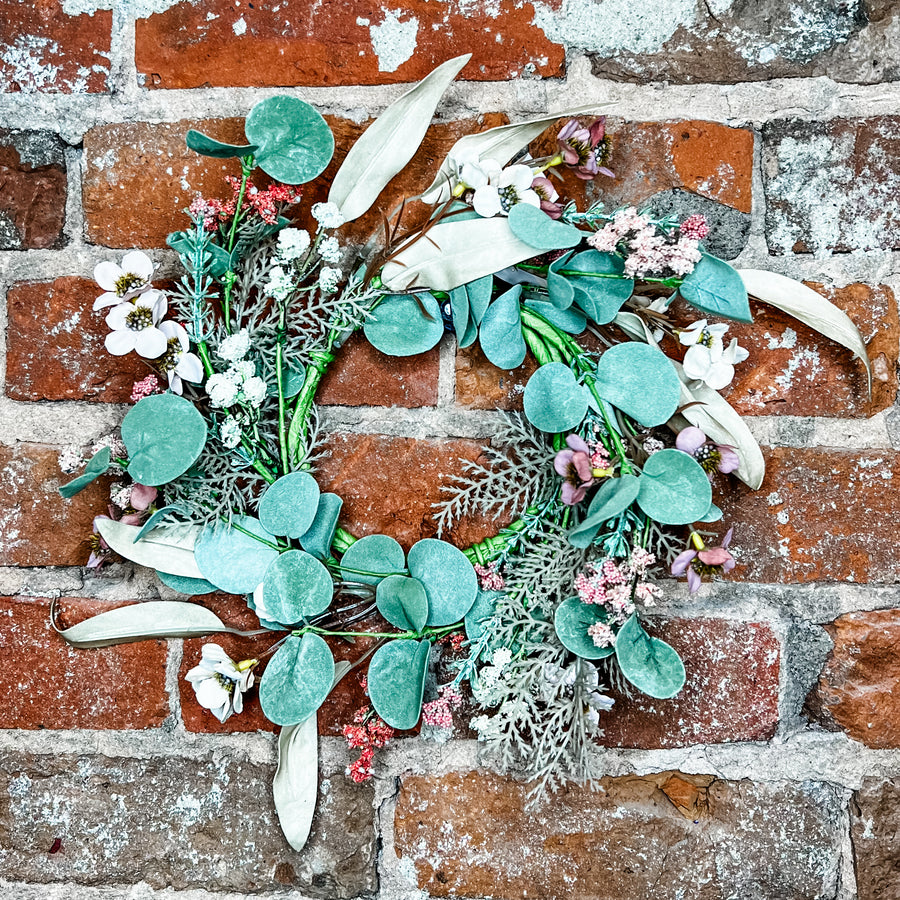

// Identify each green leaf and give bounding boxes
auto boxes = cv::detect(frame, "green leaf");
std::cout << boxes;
[465,589,499,642]
[738,268,871,392]
[679,252,752,322]
[194,516,281,594]
[635,448,712,526]
[339,534,405,585]
[698,501,723,523]
[56,600,228,649]
[327,54,470,221]
[376,575,429,631]
[524,298,586,334]
[185,129,256,159]
[245,96,334,185]
[262,550,334,624]
[554,597,615,660]
[273,715,318,852]
[614,614,685,699]
[258,472,321,539]
[567,474,641,549]
[121,394,208,487]
[368,639,430,729]
[132,505,183,543]
[566,250,634,324]
[547,252,575,310]
[479,285,526,369]
[59,446,110,499]
[523,362,589,433]
[268,365,306,399]
[364,292,444,357]
[466,275,493,326]
[381,216,539,293]
[449,276,492,349]
[156,571,217,595]
[299,493,343,560]
[260,633,335,725]
[95,519,204,579]
[167,232,233,279]
[507,202,584,251]
[407,538,478,627]
[593,342,681,427]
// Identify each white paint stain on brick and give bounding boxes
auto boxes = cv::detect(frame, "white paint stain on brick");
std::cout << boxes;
[1,36,61,92]
[61,0,183,15]
[232,15,247,36]
[368,9,419,73]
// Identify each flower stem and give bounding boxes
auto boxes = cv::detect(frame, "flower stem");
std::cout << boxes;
[275,303,289,474]
[297,623,460,641]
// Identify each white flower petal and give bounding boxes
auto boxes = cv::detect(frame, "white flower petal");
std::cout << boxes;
[93,291,121,311]
[704,360,736,390]
[168,372,184,395]
[134,327,167,359]
[518,189,541,208]
[176,352,203,383]
[472,186,502,218]
[105,303,132,330]
[194,678,231,711]
[94,261,122,292]
[105,329,136,356]
[122,250,154,280]
[682,344,713,381]
[504,164,535,192]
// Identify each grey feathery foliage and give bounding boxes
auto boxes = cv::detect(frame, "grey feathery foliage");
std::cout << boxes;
[433,413,557,538]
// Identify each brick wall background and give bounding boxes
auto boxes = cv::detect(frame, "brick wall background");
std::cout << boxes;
[1,2,900,898]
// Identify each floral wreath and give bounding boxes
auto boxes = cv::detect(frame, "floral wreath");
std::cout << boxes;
[53,55,868,847]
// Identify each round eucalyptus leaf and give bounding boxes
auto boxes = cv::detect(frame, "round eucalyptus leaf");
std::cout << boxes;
[259,633,335,725]
[121,394,208,486]
[479,285,526,370]
[698,501,724,523]
[368,639,430,730]
[449,285,471,347]
[679,252,752,323]
[465,589,500,642]
[262,550,333,624]
[567,250,634,324]
[185,129,256,159]
[156,571,217,595]
[466,275,493,326]
[194,515,281,594]
[567,474,641,549]
[524,298,587,335]
[614,614,685,699]
[407,539,478,627]
[258,472,321,539]
[554,597,615,660]
[523,362,589,433]
[376,575,429,631]
[508,202,584,251]
[339,534,406,585]
[547,252,575,310]
[364,293,444,357]
[245,96,334,184]
[267,365,306,399]
[593,342,681,427]
[636,449,713,526]
[299,493,343,560]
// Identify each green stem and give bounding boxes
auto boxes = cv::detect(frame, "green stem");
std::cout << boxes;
[330,564,408,578]
[276,304,289,474]
[226,517,286,550]
[299,623,460,641]
[287,348,335,468]
[518,262,683,288]
[240,436,277,484]
[197,341,215,378]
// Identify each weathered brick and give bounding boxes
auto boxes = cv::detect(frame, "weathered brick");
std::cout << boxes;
[600,618,780,748]
[393,770,843,899]
[764,116,900,254]
[852,777,900,900]
[318,332,439,408]
[574,0,888,85]
[135,0,562,89]
[83,114,507,250]
[0,443,112,567]
[0,750,376,896]
[0,129,67,249]
[315,433,502,550]
[0,1,111,93]
[179,594,377,737]
[806,610,900,748]
[0,596,168,730]
[7,277,148,403]
[455,342,538,411]
[719,448,900,584]
[671,283,898,418]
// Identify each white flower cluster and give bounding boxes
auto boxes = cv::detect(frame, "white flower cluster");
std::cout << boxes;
[311,201,345,229]
[470,647,512,707]
[318,266,341,294]
[185,643,256,723]
[220,416,243,449]
[264,265,294,302]
[678,320,749,390]
[206,361,267,409]
[319,236,342,264]
[217,328,251,362]
[276,227,311,261]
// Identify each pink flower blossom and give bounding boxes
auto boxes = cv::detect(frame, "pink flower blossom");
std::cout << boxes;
[675,426,740,475]
[671,529,735,594]
[680,214,710,241]
[474,562,505,591]
[554,434,594,505]
[587,621,616,649]
[557,117,613,180]
[130,374,160,402]
[531,175,563,219]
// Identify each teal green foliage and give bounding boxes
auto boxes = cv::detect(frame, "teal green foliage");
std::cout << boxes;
[194,516,280,594]
[614,615,685,698]
[407,539,478,627]
[338,534,405,585]
[565,250,634,324]
[376,575,429,631]
[678,252,752,322]
[593,343,681,427]
[262,550,333,623]
[635,449,712,525]
[507,203,584,251]
[567,474,641,549]
[298,493,343,560]
[364,293,444,356]
[184,130,256,159]
[367,639,430,729]
[259,633,336,725]
[523,362,589,433]
[258,472,320,539]
[156,571,218,595]
[554,597,615,659]
[58,446,110,499]
[479,285,526,369]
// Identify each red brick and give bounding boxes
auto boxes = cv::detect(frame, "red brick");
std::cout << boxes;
[315,433,504,551]
[600,618,780,748]
[179,593,384,737]
[0,596,168,729]
[135,0,562,89]
[7,277,149,403]
[455,342,538,411]
[807,610,900,748]
[0,443,113,567]
[318,332,439,408]
[719,448,900,584]
[0,129,67,249]
[82,114,507,250]
[0,0,111,93]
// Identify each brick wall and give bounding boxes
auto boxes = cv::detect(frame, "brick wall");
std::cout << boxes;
[1,2,899,898]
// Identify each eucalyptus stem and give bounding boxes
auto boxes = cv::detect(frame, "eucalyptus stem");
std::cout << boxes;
[226,516,286,550]
[275,303,289,474]
[297,623,460,641]
[197,342,214,378]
